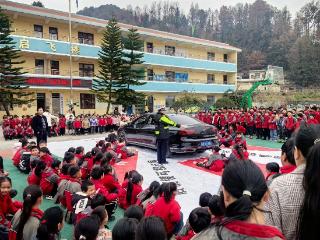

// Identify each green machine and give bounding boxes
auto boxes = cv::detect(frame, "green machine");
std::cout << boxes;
[240,65,284,108]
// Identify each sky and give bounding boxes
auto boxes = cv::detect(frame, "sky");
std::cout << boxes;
[11,0,311,17]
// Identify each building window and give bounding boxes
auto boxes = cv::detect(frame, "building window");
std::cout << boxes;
[34,24,43,38]
[207,96,215,105]
[49,27,58,40]
[78,32,94,45]
[147,69,154,80]
[146,42,153,53]
[165,71,175,82]
[79,63,94,77]
[207,74,215,84]
[50,60,59,75]
[223,54,228,63]
[35,59,44,74]
[80,93,95,109]
[223,75,228,84]
[165,46,175,56]
[207,52,215,61]
[165,96,175,108]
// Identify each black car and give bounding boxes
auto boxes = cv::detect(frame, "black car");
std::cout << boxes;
[117,113,218,154]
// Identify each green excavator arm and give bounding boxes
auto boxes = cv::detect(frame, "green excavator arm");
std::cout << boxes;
[240,77,272,109]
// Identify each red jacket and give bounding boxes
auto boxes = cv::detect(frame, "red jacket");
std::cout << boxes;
[220,114,227,127]
[101,174,121,192]
[92,179,118,202]
[285,116,296,130]
[262,115,270,129]
[40,154,53,167]
[213,114,220,126]
[307,118,318,125]
[209,159,225,172]
[246,114,254,127]
[27,169,41,185]
[40,168,59,195]
[59,117,66,128]
[25,128,34,136]
[119,183,143,210]
[98,118,106,126]
[0,194,19,228]
[73,120,82,129]
[268,117,277,130]
[146,196,181,234]
[106,116,113,125]
[12,147,27,167]
[255,116,262,128]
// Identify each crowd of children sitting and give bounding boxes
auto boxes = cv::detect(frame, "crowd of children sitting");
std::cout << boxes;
[1,123,320,240]
[2,113,135,140]
[196,105,320,142]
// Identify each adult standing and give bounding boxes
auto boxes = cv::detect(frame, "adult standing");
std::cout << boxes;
[31,107,49,145]
[154,108,180,164]
[43,108,58,137]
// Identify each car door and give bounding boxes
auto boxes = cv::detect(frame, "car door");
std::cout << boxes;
[128,115,149,145]
[140,115,157,148]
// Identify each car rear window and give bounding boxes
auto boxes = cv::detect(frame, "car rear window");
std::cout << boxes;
[166,114,201,125]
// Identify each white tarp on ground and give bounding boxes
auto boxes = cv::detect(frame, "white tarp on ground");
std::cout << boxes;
[48,138,281,221]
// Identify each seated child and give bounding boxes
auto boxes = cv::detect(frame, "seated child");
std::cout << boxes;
[234,129,247,150]
[27,159,41,185]
[115,139,135,160]
[24,126,34,138]
[63,152,77,165]
[196,146,224,170]
[101,164,121,193]
[54,165,82,204]
[219,131,234,148]
[78,152,92,180]
[266,162,281,186]
[119,173,143,210]
[72,180,96,224]
[105,142,120,163]
[12,138,29,167]
[75,146,85,161]
[228,144,249,162]
[39,147,53,167]
[40,160,61,197]
[208,195,225,222]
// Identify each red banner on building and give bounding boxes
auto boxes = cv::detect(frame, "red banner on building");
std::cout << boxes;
[26,77,92,88]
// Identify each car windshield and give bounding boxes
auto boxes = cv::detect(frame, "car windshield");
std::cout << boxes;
[166,114,201,125]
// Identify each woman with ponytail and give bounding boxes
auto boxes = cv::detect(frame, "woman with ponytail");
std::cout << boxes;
[265,124,320,240]
[92,206,112,240]
[119,173,143,209]
[11,185,43,240]
[193,160,285,240]
[35,206,64,240]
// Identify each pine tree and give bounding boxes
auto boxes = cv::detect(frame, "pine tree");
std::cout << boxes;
[0,7,33,115]
[92,18,124,114]
[116,28,146,112]
[32,1,44,7]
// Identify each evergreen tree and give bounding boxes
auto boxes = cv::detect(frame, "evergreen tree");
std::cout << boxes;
[92,18,124,114]
[116,28,146,112]
[0,7,33,115]
[32,1,44,7]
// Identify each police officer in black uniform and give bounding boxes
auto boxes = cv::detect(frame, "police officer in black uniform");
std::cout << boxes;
[154,108,180,164]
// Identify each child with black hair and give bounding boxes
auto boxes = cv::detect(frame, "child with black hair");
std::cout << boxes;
[72,180,96,224]
[90,167,118,203]
[193,160,284,240]
[63,152,76,165]
[87,152,104,173]
[265,162,281,186]
[199,192,212,208]
[79,152,92,180]
[135,216,167,240]
[208,195,224,222]
[0,177,19,231]
[146,182,182,237]
[101,164,121,193]
[112,217,139,240]
[105,142,121,164]
[39,159,61,197]
[137,181,161,210]
[27,161,46,186]
[35,206,64,240]
[122,170,139,188]
[93,206,112,240]
[54,165,81,204]
[11,185,43,240]
[74,215,100,240]
[280,138,296,174]
[228,143,249,162]
[124,205,144,221]
[115,138,135,160]
[119,173,143,210]
[39,147,53,167]
[75,146,85,161]
[38,140,47,148]
[67,147,76,153]
[12,138,29,167]
[177,208,211,240]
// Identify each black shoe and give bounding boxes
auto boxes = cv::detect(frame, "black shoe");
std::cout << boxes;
[162,161,169,164]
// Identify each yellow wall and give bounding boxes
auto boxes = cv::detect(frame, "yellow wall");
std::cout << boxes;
[9,14,238,65]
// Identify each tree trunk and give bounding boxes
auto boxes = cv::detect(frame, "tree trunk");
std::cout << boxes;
[107,86,112,114]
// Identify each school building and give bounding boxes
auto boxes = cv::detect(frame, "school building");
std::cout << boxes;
[0,1,241,117]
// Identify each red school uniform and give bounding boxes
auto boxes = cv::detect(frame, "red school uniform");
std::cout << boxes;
[25,127,34,137]
[106,116,113,126]
[40,154,53,167]
[119,183,143,210]
[2,118,10,128]
[98,117,106,127]
[0,194,18,219]
[91,179,118,202]
[101,173,121,192]
[268,116,277,130]
[307,118,318,125]
[59,117,66,129]
[246,114,254,127]
[27,169,41,185]
[115,143,128,159]
[255,116,263,129]
[40,168,60,195]
[73,120,82,129]
[262,115,270,129]
[21,118,28,128]
[12,146,27,167]
[146,195,181,234]
[280,164,296,174]
[209,159,225,172]
[285,116,296,131]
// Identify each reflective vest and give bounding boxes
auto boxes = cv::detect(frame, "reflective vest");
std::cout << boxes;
[154,114,179,139]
